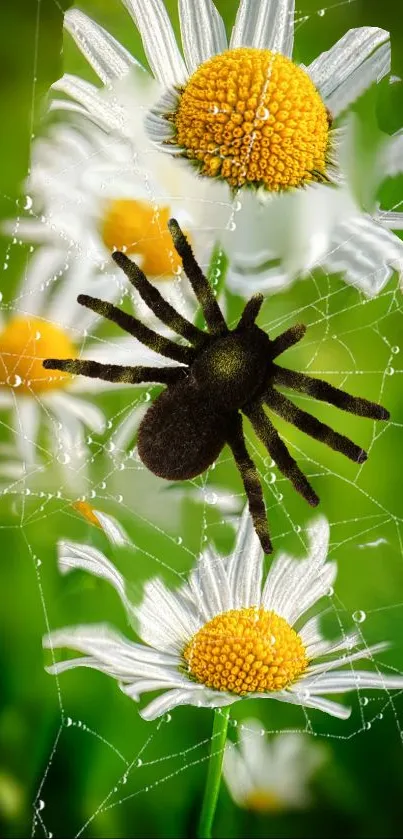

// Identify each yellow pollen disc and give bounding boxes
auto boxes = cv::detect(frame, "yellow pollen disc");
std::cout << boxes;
[72,501,102,529]
[0,317,76,395]
[183,607,307,695]
[174,47,330,191]
[102,200,183,278]
[243,789,284,813]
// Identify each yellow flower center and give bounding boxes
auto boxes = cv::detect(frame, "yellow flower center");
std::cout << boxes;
[183,607,307,695]
[0,316,75,395]
[102,200,183,278]
[174,47,330,191]
[243,789,284,813]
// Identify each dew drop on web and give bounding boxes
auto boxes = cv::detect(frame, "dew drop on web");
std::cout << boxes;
[352,610,366,624]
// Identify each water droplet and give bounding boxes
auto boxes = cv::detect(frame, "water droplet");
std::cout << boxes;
[234,200,242,212]
[0,292,3,302]
[106,441,116,453]
[268,471,277,484]
[35,331,41,340]
[293,524,301,533]
[353,610,366,624]
[116,494,123,503]
[386,366,395,376]
[100,481,107,490]
[264,457,275,468]
[205,492,218,505]
[365,721,371,730]
[377,712,383,720]
[7,374,22,388]
[142,392,151,402]
[175,536,183,545]
[106,419,113,430]
[359,696,369,707]
[164,713,172,723]
[58,452,71,465]
[37,800,45,812]
[3,262,8,271]
[256,106,270,120]
[210,104,220,115]
[136,758,143,768]
[270,634,276,645]
[317,7,325,15]
[327,586,334,597]
[228,220,236,232]
[391,346,400,355]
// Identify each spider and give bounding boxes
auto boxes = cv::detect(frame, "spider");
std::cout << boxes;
[43,219,389,554]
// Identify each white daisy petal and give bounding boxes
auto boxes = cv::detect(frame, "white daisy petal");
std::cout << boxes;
[137,578,199,653]
[64,9,142,86]
[284,691,352,720]
[17,247,65,313]
[306,642,389,675]
[298,670,403,694]
[378,210,403,230]
[140,687,237,721]
[307,27,390,117]
[48,392,106,435]
[52,74,125,133]
[226,504,263,609]
[121,0,187,86]
[91,510,131,547]
[57,540,129,606]
[325,214,403,296]
[230,0,295,57]
[381,130,403,178]
[303,629,360,660]
[186,546,232,620]
[178,0,227,73]
[13,398,40,467]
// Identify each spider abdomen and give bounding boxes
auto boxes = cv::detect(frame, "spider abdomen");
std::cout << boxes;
[191,326,271,411]
[137,379,230,480]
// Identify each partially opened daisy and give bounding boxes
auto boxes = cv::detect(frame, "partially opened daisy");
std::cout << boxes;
[0,264,171,475]
[223,720,326,812]
[45,508,403,720]
[9,118,225,327]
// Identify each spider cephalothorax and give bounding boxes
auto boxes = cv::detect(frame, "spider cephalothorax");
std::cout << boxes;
[43,220,389,553]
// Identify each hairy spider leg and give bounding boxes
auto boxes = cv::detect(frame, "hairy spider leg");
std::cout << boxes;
[237,294,264,329]
[266,386,367,463]
[273,366,390,420]
[112,251,206,349]
[270,324,307,359]
[168,219,228,335]
[76,294,194,366]
[42,358,186,386]
[245,402,319,506]
[227,413,272,554]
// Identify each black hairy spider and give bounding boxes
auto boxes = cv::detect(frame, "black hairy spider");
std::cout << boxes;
[43,219,389,554]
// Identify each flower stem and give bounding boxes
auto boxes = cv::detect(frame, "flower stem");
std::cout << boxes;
[198,707,230,839]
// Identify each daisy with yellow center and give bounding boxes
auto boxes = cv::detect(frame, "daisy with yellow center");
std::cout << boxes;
[223,720,326,812]
[0,263,172,477]
[44,508,403,721]
[54,3,403,298]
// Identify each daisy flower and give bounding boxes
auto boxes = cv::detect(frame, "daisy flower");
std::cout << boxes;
[223,720,326,812]
[0,263,171,475]
[44,507,403,721]
[52,2,401,296]
[9,117,227,327]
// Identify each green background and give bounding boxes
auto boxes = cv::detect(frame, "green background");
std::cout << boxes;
[0,1,403,836]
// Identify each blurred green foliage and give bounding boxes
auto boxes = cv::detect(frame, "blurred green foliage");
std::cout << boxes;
[0,1,403,837]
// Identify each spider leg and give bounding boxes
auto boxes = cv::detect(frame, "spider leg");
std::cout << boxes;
[266,386,367,463]
[43,358,186,385]
[273,365,389,420]
[112,251,206,348]
[270,325,307,359]
[237,294,264,329]
[227,413,272,554]
[245,403,319,507]
[77,294,194,366]
[167,219,228,335]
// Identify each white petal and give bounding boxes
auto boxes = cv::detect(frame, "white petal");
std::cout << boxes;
[13,398,40,467]
[262,517,333,624]
[90,510,131,548]
[325,214,403,296]
[306,642,389,675]
[230,0,295,56]
[223,743,254,806]
[381,130,403,179]
[185,546,232,621]
[49,392,106,435]
[57,540,129,608]
[137,577,199,653]
[377,210,403,231]
[140,686,238,720]
[52,74,125,133]
[17,247,65,315]
[297,669,403,694]
[64,9,142,86]
[178,0,227,73]
[121,0,187,86]
[303,628,360,660]
[256,687,351,719]
[307,28,390,117]
[226,505,263,609]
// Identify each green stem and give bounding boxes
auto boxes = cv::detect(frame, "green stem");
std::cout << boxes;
[198,707,230,838]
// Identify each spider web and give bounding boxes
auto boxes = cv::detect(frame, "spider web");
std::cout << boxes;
[1,1,403,837]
